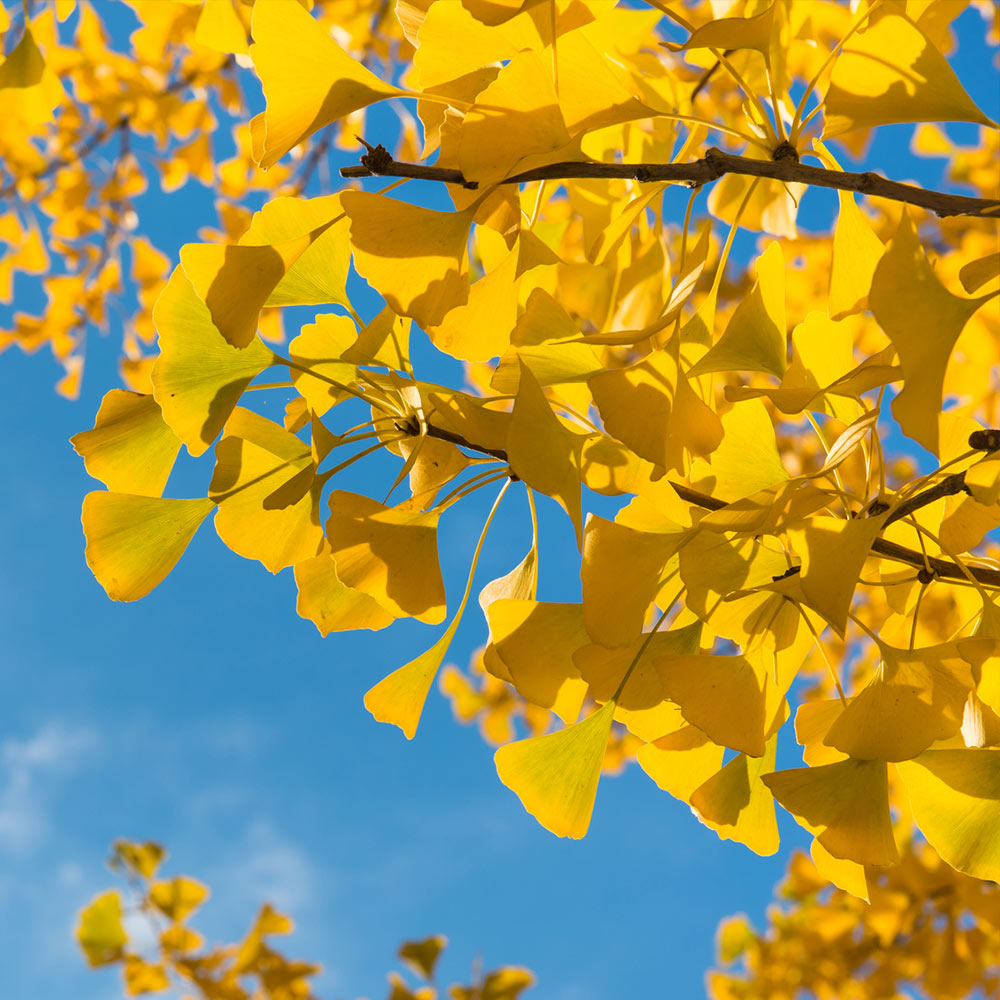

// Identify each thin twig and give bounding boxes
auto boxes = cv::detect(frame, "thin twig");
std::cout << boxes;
[421,422,1000,586]
[341,145,1000,219]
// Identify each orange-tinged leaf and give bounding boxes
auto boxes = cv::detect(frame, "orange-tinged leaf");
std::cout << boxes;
[71,391,181,498]
[762,758,899,866]
[83,494,215,602]
[76,890,127,968]
[897,749,1000,881]
[151,268,276,457]
[458,50,571,185]
[149,875,209,922]
[507,362,583,547]
[824,640,974,761]
[326,490,446,624]
[581,515,679,647]
[822,13,997,136]
[343,192,473,328]
[656,653,767,757]
[690,736,780,857]
[487,599,589,723]
[690,241,786,378]
[495,699,615,839]
[870,210,988,455]
[249,0,403,168]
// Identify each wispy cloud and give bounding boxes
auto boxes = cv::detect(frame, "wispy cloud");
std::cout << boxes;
[0,722,97,854]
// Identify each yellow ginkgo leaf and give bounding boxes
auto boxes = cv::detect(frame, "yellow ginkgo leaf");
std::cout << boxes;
[897,749,1000,882]
[325,490,446,624]
[574,624,700,742]
[71,391,181,498]
[234,903,294,972]
[195,0,248,55]
[123,955,170,995]
[762,758,899,866]
[149,876,209,923]
[83,493,215,602]
[0,27,65,130]
[151,267,276,457]
[76,890,127,968]
[688,398,788,503]
[427,245,519,362]
[870,209,989,456]
[495,699,616,839]
[113,840,165,880]
[249,0,403,168]
[365,626,457,740]
[399,935,447,981]
[287,313,359,418]
[294,543,396,635]
[458,50,571,185]
[824,640,974,761]
[966,454,1000,507]
[690,241,786,378]
[487,599,589,723]
[478,543,538,683]
[637,726,726,803]
[959,251,1000,294]
[580,515,680,647]
[829,191,885,320]
[507,362,583,547]
[452,966,535,1000]
[655,653,767,757]
[690,736,780,857]
[822,13,997,137]
[342,192,473,329]
[786,512,888,637]
[209,409,324,573]
[795,699,849,766]
[590,348,722,473]
[810,838,870,902]
[665,2,777,54]
[180,222,337,349]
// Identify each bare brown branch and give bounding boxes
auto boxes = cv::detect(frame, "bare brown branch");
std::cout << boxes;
[341,146,1000,219]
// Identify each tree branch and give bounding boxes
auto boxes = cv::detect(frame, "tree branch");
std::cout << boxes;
[341,145,1000,219]
[423,423,1000,587]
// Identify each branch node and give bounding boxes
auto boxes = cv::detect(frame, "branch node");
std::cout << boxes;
[771,140,799,163]
[357,138,393,174]
[970,428,1000,453]
[859,171,879,192]
[917,567,936,585]
[703,147,727,180]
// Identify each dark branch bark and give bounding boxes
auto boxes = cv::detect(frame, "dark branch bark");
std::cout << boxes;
[341,146,1000,219]
[423,422,1000,587]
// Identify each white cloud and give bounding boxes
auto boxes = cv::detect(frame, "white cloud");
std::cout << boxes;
[224,820,320,915]
[0,722,97,854]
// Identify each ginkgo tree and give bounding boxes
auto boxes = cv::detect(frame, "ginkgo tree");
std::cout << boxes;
[3,0,1000,995]
[73,0,1000,870]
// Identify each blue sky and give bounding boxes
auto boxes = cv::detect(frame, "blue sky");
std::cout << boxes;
[1,4,998,999]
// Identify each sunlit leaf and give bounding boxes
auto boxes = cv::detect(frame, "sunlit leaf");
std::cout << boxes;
[495,700,615,839]
[83,493,215,602]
